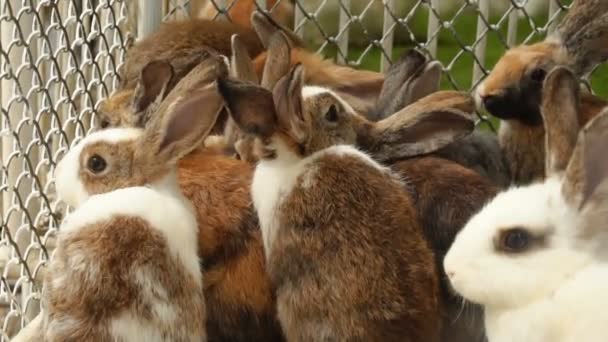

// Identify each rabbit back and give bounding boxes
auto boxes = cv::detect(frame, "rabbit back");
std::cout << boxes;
[258,145,441,341]
[43,187,205,342]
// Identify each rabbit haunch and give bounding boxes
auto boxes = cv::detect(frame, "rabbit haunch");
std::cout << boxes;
[44,187,204,341]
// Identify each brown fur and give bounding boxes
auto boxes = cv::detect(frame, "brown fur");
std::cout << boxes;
[268,152,441,341]
[391,157,498,342]
[43,216,205,341]
[119,19,263,90]
[177,151,284,342]
[197,0,294,31]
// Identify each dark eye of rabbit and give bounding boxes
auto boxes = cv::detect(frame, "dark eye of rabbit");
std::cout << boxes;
[87,154,107,174]
[100,119,110,129]
[530,68,546,83]
[498,228,531,253]
[325,105,339,123]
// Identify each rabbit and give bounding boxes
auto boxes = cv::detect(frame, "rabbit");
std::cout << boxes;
[216,61,489,341]
[118,17,264,91]
[475,0,608,185]
[196,0,294,31]
[45,65,224,341]
[371,48,510,187]
[99,56,285,341]
[250,11,385,115]
[444,67,608,342]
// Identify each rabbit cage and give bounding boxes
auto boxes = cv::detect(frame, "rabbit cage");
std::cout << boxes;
[0,0,598,340]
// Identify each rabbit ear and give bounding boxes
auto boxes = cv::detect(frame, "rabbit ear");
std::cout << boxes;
[139,80,224,165]
[273,64,309,144]
[542,67,581,176]
[251,10,303,49]
[562,109,608,210]
[359,91,475,162]
[231,34,259,84]
[132,60,175,118]
[373,49,428,119]
[556,0,608,74]
[406,61,442,105]
[218,77,278,138]
[261,31,292,89]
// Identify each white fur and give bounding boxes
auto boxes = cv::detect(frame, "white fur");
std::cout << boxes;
[302,85,356,115]
[444,176,608,341]
[109,311,167,342]
[252,138,387,258]
[54,128,142,208]
[61,186,201,287]
[11,314,43,342]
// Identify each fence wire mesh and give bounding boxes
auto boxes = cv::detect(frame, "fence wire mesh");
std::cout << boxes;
[0,0,600,340]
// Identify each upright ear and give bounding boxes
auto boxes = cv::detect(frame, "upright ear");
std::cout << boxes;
[140,82,224,164]
[373,49,428,120]
[556,0,608,74]
[359,91,475,162]
[273,64,309,144]
[251,10,303,49]
[132,60,175,117]
[542,67,581,176]
[217,77,278,138]
[231,34,259,84]
[562,109,608,210]
[261,31,292,89]
[406,61,442,105]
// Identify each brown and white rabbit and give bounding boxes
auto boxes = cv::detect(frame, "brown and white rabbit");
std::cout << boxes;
[217,64,485,341]
[100,56,285,341]
[372,48,510,187]
[45,67,224,341]
[475,0,608,184]
[118,17,264,91]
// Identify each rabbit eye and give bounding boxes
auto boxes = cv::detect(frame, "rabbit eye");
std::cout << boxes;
[325,105,339,123]
[499,228,531,253]
[530,68,546,83]
[100,119,110,129]
[87,154,107,174]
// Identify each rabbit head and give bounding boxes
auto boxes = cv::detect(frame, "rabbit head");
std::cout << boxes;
[444,83,608,311]
[476,0,608,124]
[218,63,475,162]
[55,70,224,208]
[96,50,228,131]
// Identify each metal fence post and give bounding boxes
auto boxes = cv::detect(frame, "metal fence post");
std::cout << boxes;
[473,0,490,85]
[138,0,163,38]
[380,0,395,72]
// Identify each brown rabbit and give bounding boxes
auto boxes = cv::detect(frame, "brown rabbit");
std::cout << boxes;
[95,60,285,341]
[197,0,294,31]
[475,0,608,184]
[217,63,485,341]
[118,17,264,91]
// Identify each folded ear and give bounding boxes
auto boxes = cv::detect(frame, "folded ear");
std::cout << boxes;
[542,67,581,176]
[218,77,278,138]
[359,91,475,162]
[231,34,259,84]
[556,0,608,75]
[373,49,427,120]
[131,60,175,123]
[139,82,224,165]
[261,31,292,89]
[562,109,608,210]
[251,10,303,49]
[272,64,309,144]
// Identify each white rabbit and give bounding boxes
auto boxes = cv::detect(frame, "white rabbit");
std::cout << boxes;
[445,67,608,342]
[42,74,224,341]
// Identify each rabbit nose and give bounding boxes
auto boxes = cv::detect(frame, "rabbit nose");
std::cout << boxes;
[482,94,500,110]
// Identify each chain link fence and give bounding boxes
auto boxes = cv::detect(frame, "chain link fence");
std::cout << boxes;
[0,0,595,340]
